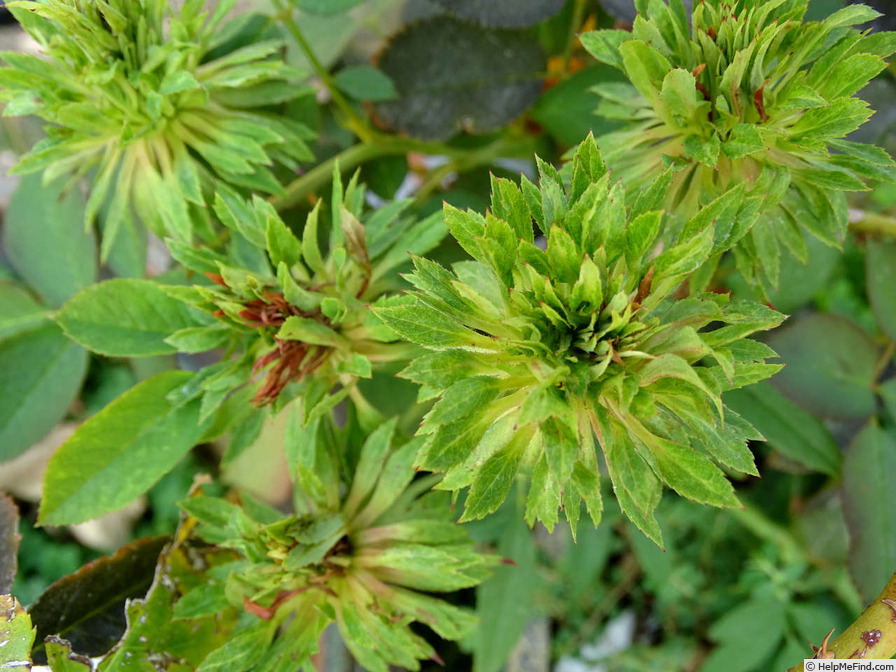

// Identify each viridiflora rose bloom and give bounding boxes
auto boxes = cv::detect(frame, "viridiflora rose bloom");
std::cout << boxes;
[582,0,896,286]
[162,170,445,421]
[0,0,313,255]
[375,136,784,546]
[180,416,497,672]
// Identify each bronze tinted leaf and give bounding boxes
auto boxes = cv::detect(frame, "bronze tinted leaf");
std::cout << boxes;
[27,536,167,662]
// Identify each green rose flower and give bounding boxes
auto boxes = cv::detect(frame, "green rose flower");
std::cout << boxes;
[180,415,496,672]
[581,0,896,286]
[0,0,313,255]
[375,136,784,546]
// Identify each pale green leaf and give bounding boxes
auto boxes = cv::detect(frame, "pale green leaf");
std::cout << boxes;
[0,323,87,462]
[2,174,97,308]
[56,279,209,357]
[39,371,207,526]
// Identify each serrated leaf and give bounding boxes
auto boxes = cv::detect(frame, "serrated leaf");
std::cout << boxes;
[722,123,765,159]
[374,17,545,140]
[642,431,739,508]
[725,382,841,475]
[164,324,231,353]
[39,371,208,526]
[56,279,208,357]
[462,437,526,521]
[0,323,88,462]
[265,212,301,269]
[374,297,489,349]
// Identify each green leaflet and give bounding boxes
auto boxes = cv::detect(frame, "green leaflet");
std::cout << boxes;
[56,279,211,357]
[3,174,97,308]
[39,371,208,526]
[0,323,88,462]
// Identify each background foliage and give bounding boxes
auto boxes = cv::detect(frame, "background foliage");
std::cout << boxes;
[0,0,895,671]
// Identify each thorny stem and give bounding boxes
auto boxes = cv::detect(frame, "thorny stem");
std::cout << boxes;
[273,0,372,142]
[787,570,896,669]
[849,208,896,238]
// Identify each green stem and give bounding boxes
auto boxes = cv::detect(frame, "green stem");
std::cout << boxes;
[561,0,589,74]
[273,0,371,141]
[272,133,538,211]
[270,141,400,210]
[413,134,539,203]
[849,208,896,237]
[787,570,896,670]
[873,340,896,387]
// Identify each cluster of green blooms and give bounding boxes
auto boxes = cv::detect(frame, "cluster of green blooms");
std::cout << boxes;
[0,0,313,255]
[582,0,896,286]
[5,0,896,669]
[180,415,496,672]
[376,136,785,545]
[162,170,444,426]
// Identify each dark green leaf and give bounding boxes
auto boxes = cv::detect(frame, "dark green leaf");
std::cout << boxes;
[700,596,786,672]
[56,279,208,357]
[0,323,88,462]
[431,0,565,28]
[866,237,896,342]
[766,312,878,421]
[471,496,538,672]
[842,423,896,604]
[27,537,167,660]
[2,174,97,307]
[725,382,842,476]
[39,371,207,526]
[529,65,625,146]
[374,17,545,140]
